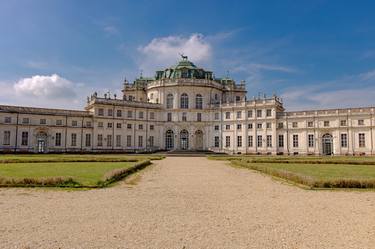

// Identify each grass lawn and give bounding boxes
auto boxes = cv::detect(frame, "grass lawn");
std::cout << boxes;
[210,156,375,189]
[0,154,163,187]
[0,162,135,186]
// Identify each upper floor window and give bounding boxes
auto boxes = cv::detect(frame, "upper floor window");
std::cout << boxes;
[247,110,253,118]
[256,110,262,118]
[108,109,113,116]
[324,121,330,127]
[340,120,347,126]
[292,122,298,128]
[116,110,122,117]
[40,119,46,125]
[235,96,241,102]
[72,120,78,127]
[98,108,104,116]
[358,119,364,126]
[307,121,314,128]
[182,112,187,122]
[180,93,189,109]
[22,118,29,124]
[266,109,272,117]
[236,111,242,119]
[138,111,144,119]
[225,112,231,119]
[166,94,174,109]
[149,112,155,119]
[127,110,132,118]
[214,113,219,120]
[56,120,63,126]
[195,94,203,109]
[197,113,202,122]
[278,123,284,129]
[167,113,172,122]
[4,117,11,123]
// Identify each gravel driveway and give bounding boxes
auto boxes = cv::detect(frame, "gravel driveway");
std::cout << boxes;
[1,157,375,249]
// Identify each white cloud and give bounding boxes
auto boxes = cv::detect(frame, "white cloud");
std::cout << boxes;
[103,25,119,36]
[137,33,212,74]
[359,69,375,81]
[14,74,76,99]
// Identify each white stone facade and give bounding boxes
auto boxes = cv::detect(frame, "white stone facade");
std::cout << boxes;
[1,58,374,155]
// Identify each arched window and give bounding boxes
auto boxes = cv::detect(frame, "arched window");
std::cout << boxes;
[166,94,173,109]
[195,94,203,109]
[180,93,189,109]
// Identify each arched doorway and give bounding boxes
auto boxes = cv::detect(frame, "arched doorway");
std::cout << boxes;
[180,130,189,150]
[165,130,174,150]
[36,132,47,153]
[322,134,333,155]
[195,130,203,150]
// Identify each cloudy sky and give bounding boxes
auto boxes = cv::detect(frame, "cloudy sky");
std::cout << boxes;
[1,0,375,110]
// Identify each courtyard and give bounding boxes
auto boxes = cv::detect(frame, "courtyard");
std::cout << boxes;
[1,156,375,249]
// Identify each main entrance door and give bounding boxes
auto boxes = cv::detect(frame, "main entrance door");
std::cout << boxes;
[195,130,203,150]
[180,130,189,150]
[322,134,333,155]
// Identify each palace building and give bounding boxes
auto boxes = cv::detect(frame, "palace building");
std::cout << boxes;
[0,56,374,155]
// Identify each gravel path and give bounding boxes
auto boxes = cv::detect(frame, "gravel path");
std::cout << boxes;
[1,157,375,249]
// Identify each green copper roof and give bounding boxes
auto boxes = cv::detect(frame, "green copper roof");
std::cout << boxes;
[174,58,197,69]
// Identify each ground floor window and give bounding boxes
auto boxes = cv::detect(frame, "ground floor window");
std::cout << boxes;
[341,133,347,147]
[3,131,10,145]
[237,136,242,147]
[97,134,103,147]
[308,134,314,147]
[21,131,28,146]
[257,135,262,147]
[359,133,365,147]
[149,136,154,147]
[116,135,121,147]
[214,136,219,147]
[165,130,174,149]
[266,135,272,147]
[126,135,132,147]
[85,134,91,147]
[293,134,299,148]
[55,133,62,146]
[71,133,77,147]
[138,136,143,147]
[248,135,253,147]
[225,136,230,147]
[107,135,112,147]
[278,135,284,148]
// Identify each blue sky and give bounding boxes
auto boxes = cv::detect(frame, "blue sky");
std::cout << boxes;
[1,0,375,110]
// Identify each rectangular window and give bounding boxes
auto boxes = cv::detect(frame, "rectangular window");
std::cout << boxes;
[167,113,172,122]
[21,131,28,146]
[116,135,121,147]
[340,120,347,126]
[237,136,242,147]
[237,111,242,119]
[126,135,132,147]
[293,134,299,148]
[248,123,253,129]
[197,113,202,122]
[138,124,143,130]
[225,112,230,119]
[98,122,103,128]
[324,121,330,127]
[116,123,122,129]
[127,123,132,129]
[225,125,231,130]
[3,131,10,145]
[248,136,253,147]
[107,135,112,147]
[266,135,272,147]
[22,118,29,124]
[127,110,132,118]
[116,110,122,117]
[108,109,113,117]
[236,96,241,102]
[266,122,271,129]
[71,133,77,146]
[149,136,154,147]
[150,125,154,130]
[138,136,143,147]
[358,119,364,126]
[150,112,155,119]
[359,133,365,147]
[86,121,92,127]
[278,135,284,148]
[98,108,104,116]
[97,134,103,147]
[307,121,313,128]
[278,123,284,129]
[292,122,298,128]
[72,120,78,127]
[247,110,253,118]
[107,122,113,128]
[266,109,272,117]
[138,112,144,119]
[256,110,262,118]
[40,119,46,125]
[55,133,61,146]
[225,136,230,147]
[308,134,314,147]
[341,133,348,148]
[214,113,219,120]
[4,117,11,123]
[237,124,242,130]
[85,134,91,147]
[257,135,262,147]
[257,123,262,129]
[214,136,220,147]
[214,125,219,131]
